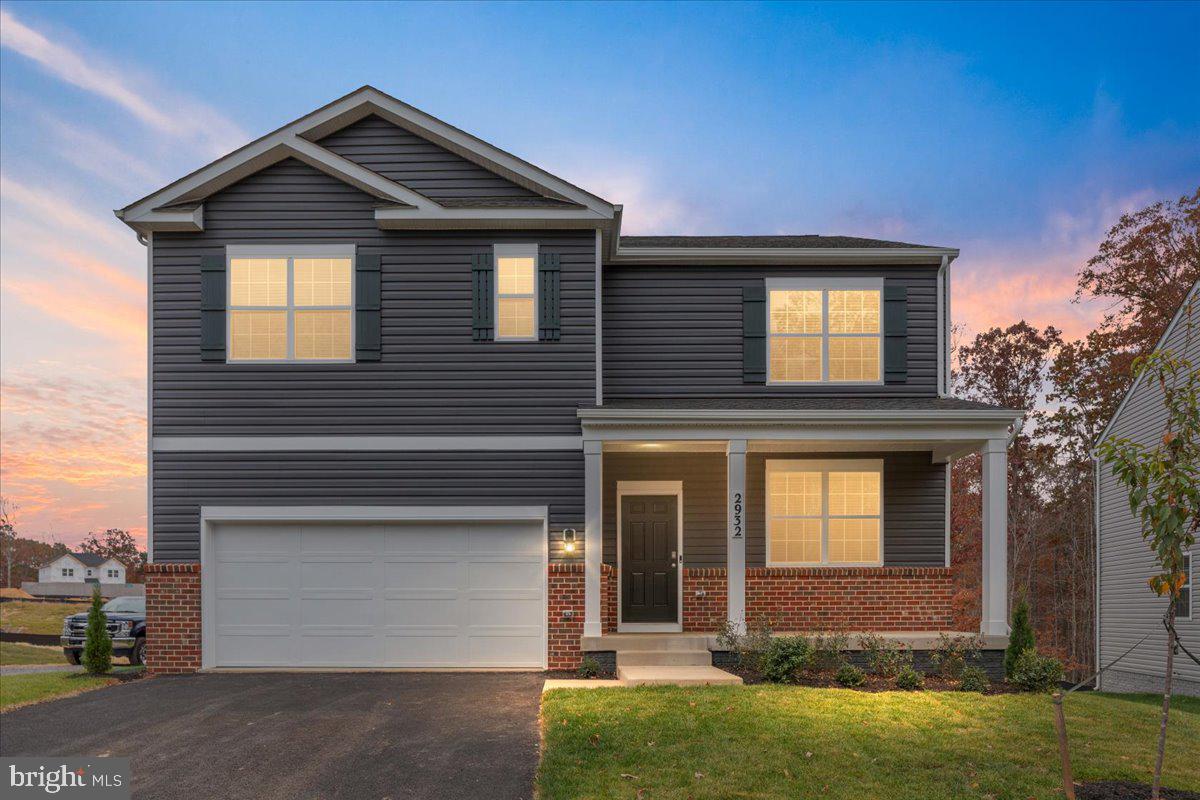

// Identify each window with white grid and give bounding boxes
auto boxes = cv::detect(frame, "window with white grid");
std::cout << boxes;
[227,250,354,362]
[767,280,883,383]
[767,459,883,566]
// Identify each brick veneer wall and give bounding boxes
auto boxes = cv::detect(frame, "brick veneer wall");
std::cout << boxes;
[547,563,615,670]
[683,568,728,632]
[745,567,954,631]
[144,563,202,675]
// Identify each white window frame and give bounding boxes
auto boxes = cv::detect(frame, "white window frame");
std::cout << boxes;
[766,458,885,567]
[493,243,539,342]
[765,278,884,385]
[225,244,356,364]
[1177,551,1193,622]
[62,568,74,577]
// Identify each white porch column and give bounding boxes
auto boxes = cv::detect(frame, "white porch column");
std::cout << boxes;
[583,440,604,637]
[727,439,747,631]
[981,438,1009,637]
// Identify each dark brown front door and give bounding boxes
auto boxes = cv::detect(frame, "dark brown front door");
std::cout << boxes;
[621,495,678,624]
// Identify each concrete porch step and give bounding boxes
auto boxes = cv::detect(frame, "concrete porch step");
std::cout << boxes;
[617,665,743,687]
[585,633,710,651]
[616,649,712,667]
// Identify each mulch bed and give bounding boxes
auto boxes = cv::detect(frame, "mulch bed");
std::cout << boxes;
[726,665,1022,693]
[68,669,145,684]
[1078,781,1200,799]
[545,670,617,681]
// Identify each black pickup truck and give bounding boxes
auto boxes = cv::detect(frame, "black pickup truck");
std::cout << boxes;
[61,595,147,666]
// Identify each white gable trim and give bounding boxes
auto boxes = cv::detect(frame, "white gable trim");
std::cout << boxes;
[1096,279,1200,446]
[116,86,616,235]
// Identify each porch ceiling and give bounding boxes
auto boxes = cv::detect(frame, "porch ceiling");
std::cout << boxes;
[601,439,991,462]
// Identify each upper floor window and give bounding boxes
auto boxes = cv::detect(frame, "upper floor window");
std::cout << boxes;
[227,246,355,362]
[107,569,119,578]
[767,459,883,567]
[766,279,882,384]
[1176,552,1193,621]
[494,244,537,341]
[61,568,74,577]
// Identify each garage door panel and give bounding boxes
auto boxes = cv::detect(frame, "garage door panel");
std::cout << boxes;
[210,518,544,668]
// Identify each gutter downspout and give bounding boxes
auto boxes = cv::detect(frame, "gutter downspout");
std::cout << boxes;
[938,254,953,396]
[1091,450,1102,691]
[137,231,153,563]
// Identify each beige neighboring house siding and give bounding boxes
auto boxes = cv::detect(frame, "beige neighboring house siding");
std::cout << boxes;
[1097,284,1199,696]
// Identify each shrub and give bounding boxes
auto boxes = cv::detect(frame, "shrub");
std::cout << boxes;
[958,665,989,692]
[895,667,925,691]
[809,631,851,671]
[835,664,866,687]
[930,632,984,680]
[761,636,812,683]
[716,615,773,670]
[82,589,112,675]
[858,633,912,677]
[1009,649,1063,692]
[576,656,600,679]
[1005,599,1035,678]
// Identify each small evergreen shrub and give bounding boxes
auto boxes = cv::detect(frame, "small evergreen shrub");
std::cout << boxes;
[895,667,925,691]
[835,664,866,687]
[576,656,600,678]
[958,665,989,692]
[1008,649,1063,692]
[929,632,984,680]
[858,633,912,677]
[761,636,812,683]
[809,631,851,671]
[82,589,113,676]
[1005,599,1036,678]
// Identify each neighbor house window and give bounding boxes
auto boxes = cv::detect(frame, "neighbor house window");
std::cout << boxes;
[61,568,74,577]
[767,459,883,566]
[494,244,537,340]
[227,248,354,362]
[767,280,883,383]
[1176,552,1193,621]
[107,569,118,578]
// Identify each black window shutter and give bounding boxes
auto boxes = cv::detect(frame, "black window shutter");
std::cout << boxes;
[538,251,561,341]
[472,251,494,341]
[355,253,382,361]
[199,254,226,362]
[743,283,766,383]
[884,282,908,383]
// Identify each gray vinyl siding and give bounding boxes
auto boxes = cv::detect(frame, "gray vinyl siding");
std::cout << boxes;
[317,115,538,199]
[747,451,946,568]
[599,451,945,570]
[602,453,727,568]
[152,158,595,436]
[1097,306,1199,694]
[602,265,940,397]
[152,450,584,563]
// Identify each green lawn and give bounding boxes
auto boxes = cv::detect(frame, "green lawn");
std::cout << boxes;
[0,601,88,635]
[0,642,65,666]
[539,686,1200,800]
[0,673,116,711]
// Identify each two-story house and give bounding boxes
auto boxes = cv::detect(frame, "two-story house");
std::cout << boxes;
[37,552,127,584]
[117,87,1022,676]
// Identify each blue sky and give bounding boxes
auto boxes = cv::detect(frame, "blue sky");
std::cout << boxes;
[1,0,1198,545]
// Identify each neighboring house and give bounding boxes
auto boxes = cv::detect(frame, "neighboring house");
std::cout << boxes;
[116,86,1023,675]
[37,552,126,584]
[1095,280,1199,697]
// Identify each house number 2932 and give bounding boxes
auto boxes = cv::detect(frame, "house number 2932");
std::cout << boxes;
[731,492,743,538]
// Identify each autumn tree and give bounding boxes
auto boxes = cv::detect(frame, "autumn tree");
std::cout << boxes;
[80,528,145,582]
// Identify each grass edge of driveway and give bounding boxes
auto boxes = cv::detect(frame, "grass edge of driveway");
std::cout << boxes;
[1,672,120,713]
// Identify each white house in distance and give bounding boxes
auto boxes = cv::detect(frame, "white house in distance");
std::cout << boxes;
[38,552,127,584]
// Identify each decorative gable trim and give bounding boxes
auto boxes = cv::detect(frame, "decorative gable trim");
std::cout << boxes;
[116,86,615,235]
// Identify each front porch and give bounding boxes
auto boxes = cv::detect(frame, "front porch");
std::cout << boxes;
[573,401,1022,667]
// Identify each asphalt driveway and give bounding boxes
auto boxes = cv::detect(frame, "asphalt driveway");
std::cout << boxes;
[1,672,545,800]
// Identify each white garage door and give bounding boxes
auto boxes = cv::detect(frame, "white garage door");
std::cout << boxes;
[208,519,546,668]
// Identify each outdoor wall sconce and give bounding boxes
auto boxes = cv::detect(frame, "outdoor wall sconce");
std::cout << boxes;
[562,528,578,554]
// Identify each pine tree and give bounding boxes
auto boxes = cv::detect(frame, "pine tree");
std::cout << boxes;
[82,588,113,675]
[1005,598,1035,678]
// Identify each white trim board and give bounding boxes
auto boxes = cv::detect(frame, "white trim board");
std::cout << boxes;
[152,435,584,452]
[615,481,684,633]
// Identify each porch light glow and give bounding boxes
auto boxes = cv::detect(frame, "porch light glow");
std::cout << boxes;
[562,528,578,553]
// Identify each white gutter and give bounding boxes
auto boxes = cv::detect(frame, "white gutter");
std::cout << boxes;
[608,246,959,266]
[578,407,1023,424]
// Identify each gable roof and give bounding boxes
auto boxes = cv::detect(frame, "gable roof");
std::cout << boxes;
[1096,279,1200,446]
[116,86,616,235]
[41,552,119,570]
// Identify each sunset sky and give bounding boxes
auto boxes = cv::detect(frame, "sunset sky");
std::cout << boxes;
[1,1,1198,549]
